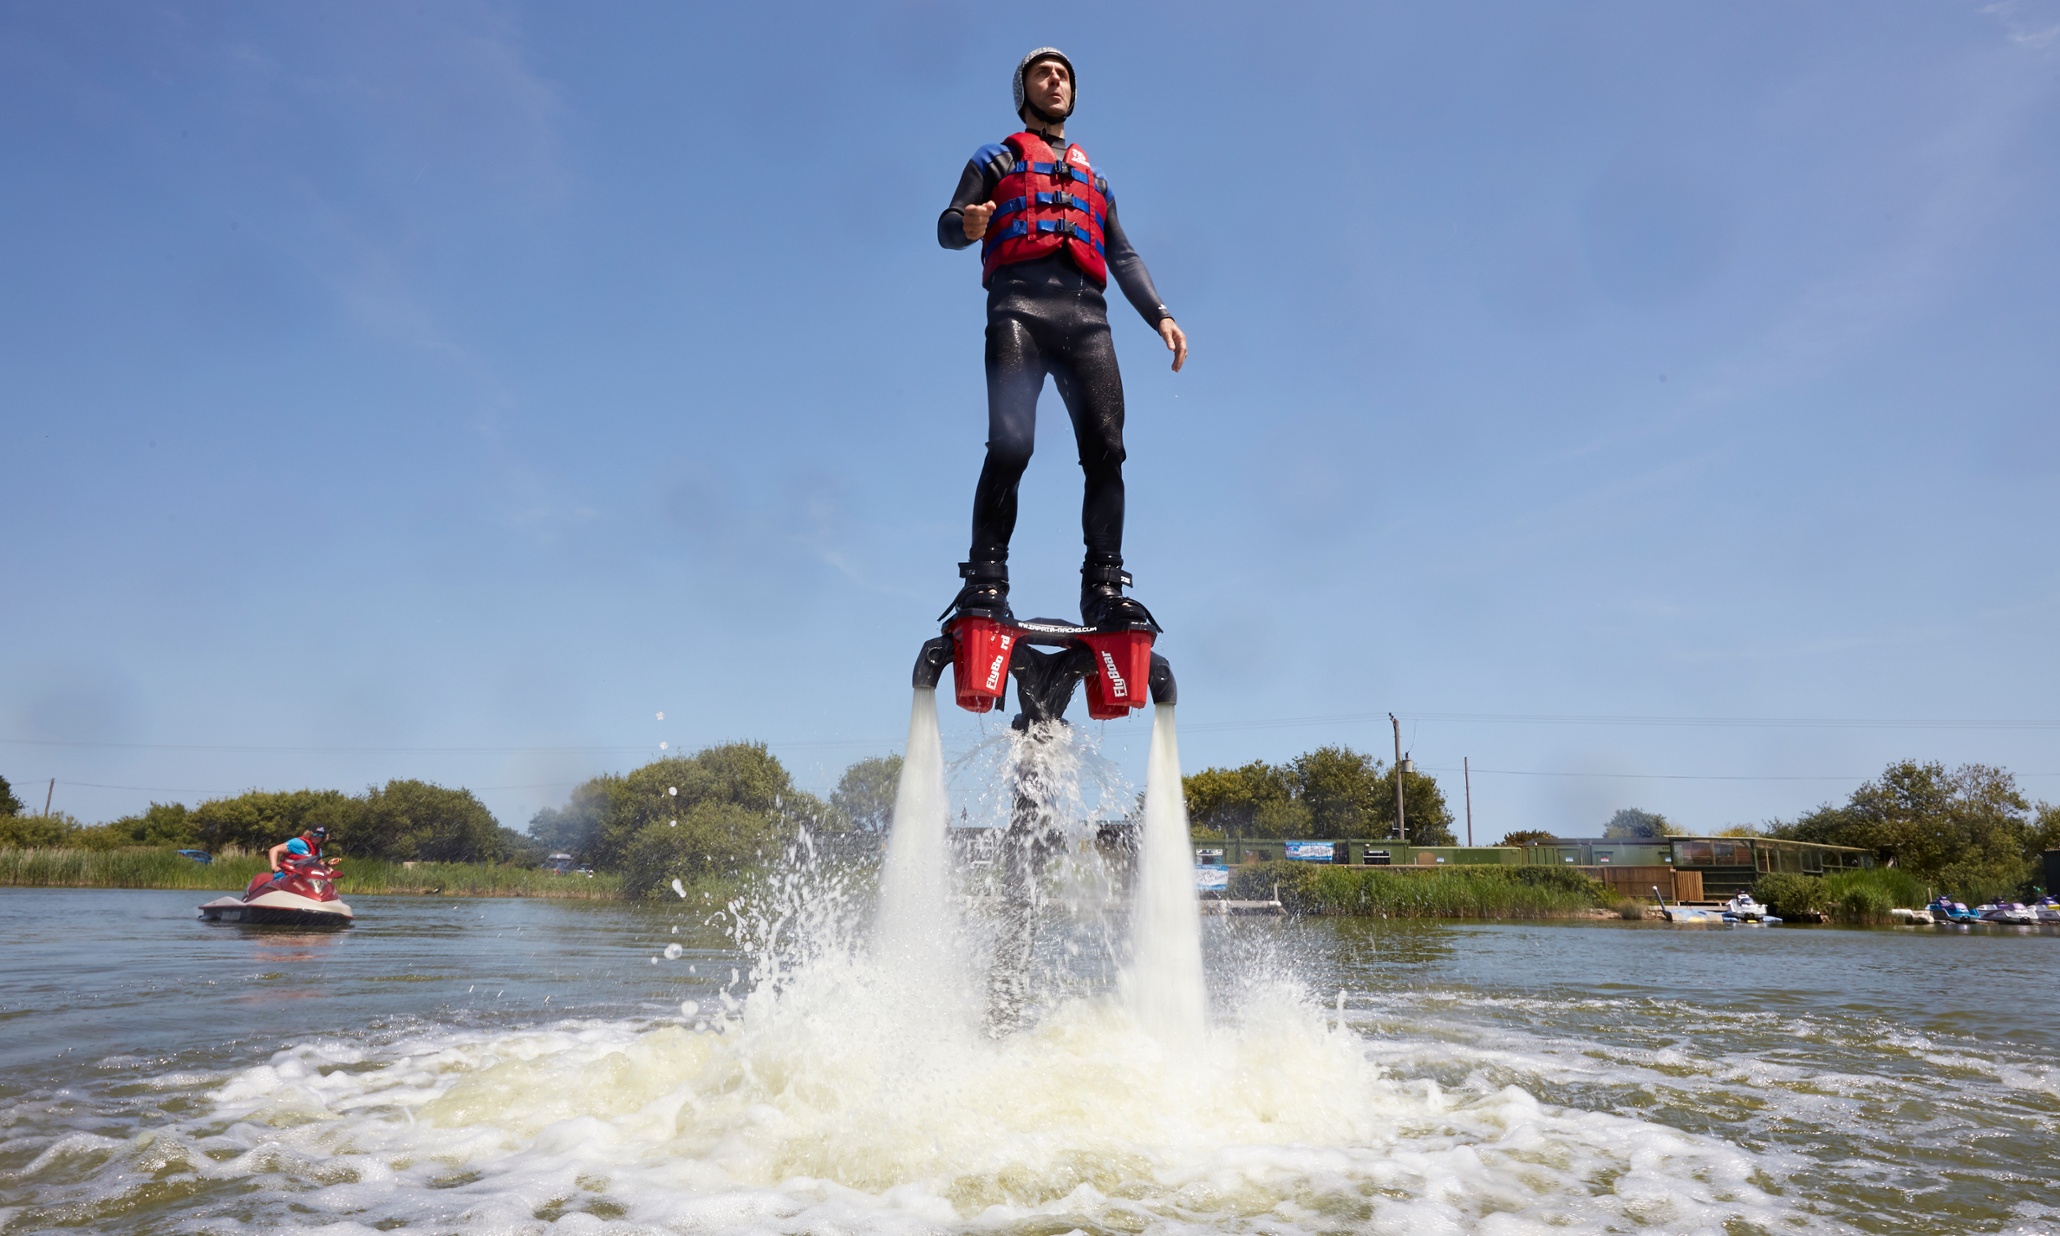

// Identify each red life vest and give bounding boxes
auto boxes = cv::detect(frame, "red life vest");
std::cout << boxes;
[979,132,1110,288]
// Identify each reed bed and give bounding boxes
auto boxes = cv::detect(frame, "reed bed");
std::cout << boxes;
[1230,861,1610,918]
[0,848,622,899]
[1754,867,1928,924]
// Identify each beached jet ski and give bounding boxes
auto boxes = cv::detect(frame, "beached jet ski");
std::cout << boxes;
[198,856,353,927]
[1975,900,2037,925]
[1721,893,1781,924]
[1927,896,1979,924]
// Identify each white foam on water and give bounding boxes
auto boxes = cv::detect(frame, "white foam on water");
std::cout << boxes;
[34,962,1784,1236]
[1125,703,1206,1042]
[0,701,1823,1234]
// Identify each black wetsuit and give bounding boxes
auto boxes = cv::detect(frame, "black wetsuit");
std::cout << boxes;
[938,139,1172,569]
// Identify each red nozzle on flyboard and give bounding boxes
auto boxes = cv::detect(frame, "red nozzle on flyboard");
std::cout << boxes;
[946,616,1017,713]
[928,615,1161,723]
[1079,629,1153,719]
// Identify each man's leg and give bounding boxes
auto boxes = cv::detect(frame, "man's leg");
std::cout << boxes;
[944,315,1046,624]
[1050,321,1157,631]
[970,315,1045,563]
[1047,321,1126,566]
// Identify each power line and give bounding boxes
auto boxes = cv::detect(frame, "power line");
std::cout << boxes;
[41,779,593,796]
[1403,712,2060,731]
[0,736,893,755]
[1418,764,2060,783]
[1184,711,2060,733]
[9,712,2058,754]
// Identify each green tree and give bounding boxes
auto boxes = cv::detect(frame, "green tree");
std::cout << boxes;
[527,777,615,861]
[1183,761,1304,838]
[831,755,902,833]
[1772,760,2034,893]
[1371,764,1456,845]
[2031,803,2060,859]
[0,774,23,817]
[0,812,80,848]
[1290,746,1386,838]
[65,802,200,851]
[1499,829,1556,847]
[529,742,824,876]
[1185,749,1455,842]
[190,789,361,855]
[1604,808,1674,839]
[352,780,507,862]
[619,801,792,898]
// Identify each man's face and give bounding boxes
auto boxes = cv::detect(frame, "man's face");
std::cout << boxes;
[1025,59,1071,118]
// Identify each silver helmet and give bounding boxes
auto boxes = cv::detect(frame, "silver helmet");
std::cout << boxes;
[1013,47,1075,122]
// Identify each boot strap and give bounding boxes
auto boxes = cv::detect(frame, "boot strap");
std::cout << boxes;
[959,560,1008,583]
[1081,564,1132,588]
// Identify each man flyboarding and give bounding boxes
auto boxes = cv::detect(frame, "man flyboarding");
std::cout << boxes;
[938,48,1187,634]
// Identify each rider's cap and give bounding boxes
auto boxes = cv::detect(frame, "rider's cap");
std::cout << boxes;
[307,826,328,839]
[1013,48,1075,122]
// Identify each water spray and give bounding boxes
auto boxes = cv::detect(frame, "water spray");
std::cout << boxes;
[908,615,1187,1036]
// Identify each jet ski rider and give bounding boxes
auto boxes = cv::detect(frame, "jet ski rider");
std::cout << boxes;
[267,826,334,879]
[938,48,1188,633]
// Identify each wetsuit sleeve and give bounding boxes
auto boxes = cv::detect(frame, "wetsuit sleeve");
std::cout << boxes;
[938,145,1009,250]
[1100,194,1173,327]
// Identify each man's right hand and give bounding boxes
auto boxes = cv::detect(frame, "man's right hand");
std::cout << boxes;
[962,201,997,241]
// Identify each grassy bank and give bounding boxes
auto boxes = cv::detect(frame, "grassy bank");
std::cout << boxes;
[1753,867,1928,924]
[1230,861,1611,918]
[0,848,623,899]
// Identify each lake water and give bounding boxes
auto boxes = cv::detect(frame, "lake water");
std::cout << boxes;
[2,887,2056,1234]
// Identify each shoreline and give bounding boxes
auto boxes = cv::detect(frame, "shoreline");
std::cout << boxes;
[0,848,623,900]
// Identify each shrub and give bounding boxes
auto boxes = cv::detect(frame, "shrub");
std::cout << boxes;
[0,812,83,849]
[533,743,824,871]
[1227,861,1607,918]
[618,801,786,899]
[1753,872,1824,920]
[1928,859,2031,907]
[0,847,621,897]
[1821,867,1926,924]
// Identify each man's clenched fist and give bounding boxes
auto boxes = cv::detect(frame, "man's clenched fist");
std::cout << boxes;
[962,201,997,240]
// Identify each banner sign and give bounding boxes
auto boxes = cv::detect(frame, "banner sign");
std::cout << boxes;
[1284,840,1335,863]
[1194,865,1229,892]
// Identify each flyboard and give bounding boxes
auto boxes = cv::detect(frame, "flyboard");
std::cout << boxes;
[914,614,1176,1033]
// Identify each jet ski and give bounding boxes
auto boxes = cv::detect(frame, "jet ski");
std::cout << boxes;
[1721,893,1781,924]
[1975,900,2037,925]
[198,856,354,927]
[1927,896,1979,924]
[2031,896,2060,925]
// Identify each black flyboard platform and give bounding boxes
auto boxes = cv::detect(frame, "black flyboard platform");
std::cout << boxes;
[914,617,1175,729]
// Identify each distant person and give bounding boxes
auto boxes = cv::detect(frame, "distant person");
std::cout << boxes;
[267,826,332,878]
[936,47,1186,632]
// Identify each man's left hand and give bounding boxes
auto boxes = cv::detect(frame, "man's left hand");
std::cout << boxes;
[1158,318,1188,372]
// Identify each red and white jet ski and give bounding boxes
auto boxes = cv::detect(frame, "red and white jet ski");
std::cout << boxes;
[198,856,354,927]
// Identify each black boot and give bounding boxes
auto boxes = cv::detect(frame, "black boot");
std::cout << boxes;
[939,560,1015,627]
[1079,562,1161,633]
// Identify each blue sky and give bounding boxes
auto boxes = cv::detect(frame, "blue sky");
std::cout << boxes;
[5,1,2058,838]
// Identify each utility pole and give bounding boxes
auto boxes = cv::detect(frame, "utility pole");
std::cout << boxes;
[1389,713,1407,843]
[43,778,55,817]
[1464,757,1473,847]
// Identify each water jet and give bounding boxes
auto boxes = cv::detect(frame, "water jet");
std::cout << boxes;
[910,616,1186,1035]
